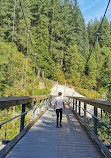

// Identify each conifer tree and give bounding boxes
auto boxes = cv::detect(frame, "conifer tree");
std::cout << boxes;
[99,18,111,48]
[0,0,14,42]
[87,18,100,49]
[73,0,89,59]
[87,43,104,90]
[32,15,56,78]
[101,47,111,91]
[64,44,84,85]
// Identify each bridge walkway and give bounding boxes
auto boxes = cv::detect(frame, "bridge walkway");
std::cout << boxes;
[6,105,105,158]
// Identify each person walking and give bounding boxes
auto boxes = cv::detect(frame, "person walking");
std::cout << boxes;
[54,92,65,128]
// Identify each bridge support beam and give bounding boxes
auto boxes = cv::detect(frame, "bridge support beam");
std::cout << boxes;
[20,104,26,132]
[93,107,98,135]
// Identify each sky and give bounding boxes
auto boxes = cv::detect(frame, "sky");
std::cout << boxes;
[77,0,111,25]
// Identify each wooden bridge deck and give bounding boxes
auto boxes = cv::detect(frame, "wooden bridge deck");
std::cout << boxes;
[6,105,105,158]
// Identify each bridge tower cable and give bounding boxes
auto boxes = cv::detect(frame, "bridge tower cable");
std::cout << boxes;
[12,0,16,43]
[24,29,30,95]
[94,0,111,47]
[33,54,37,96]
[95,0,110,97]
[87,0,111,63]
[19,0,36,55]
[19,0,38,95]
[97,0,111,34]
[9,0,17,96]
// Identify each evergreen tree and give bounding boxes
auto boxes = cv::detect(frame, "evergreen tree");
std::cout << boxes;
[0,0,14,42]
[101,47,111,92]
[73,0,89,59]
[32,15,56,78]
[64,44,84,85]
[87,19,100,48]
[87,43,104,90]
[99,18,111,48]
[0,41,33,96]
[48,0,66,66]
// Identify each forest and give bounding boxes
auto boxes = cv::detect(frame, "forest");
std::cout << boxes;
[0,0,111,100]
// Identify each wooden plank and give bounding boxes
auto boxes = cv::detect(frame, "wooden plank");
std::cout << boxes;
[67,96,111,113]
[4,106,58,158]
[59,105,107,158]
[68,105,111,158]
[0,95,49,109]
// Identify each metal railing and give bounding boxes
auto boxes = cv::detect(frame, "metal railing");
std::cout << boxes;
[66,96,111,158]
[0,95,53,157]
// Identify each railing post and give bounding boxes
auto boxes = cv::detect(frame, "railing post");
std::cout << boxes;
[33,101,36,120]
[93,107,98,135]
[70,99,72,107]
[84,103,86,123]
[68,98,70,105]
[101,109,102,118]
[49,98,51,107]
[48,95,51,107]
[20,104,26,132]
[73,99,74,110]
[43,99,45,110]
[47,98,48,107]
[40,100,42,112]
[44,99,46,109]
[75,100,77,112]
[79,101,81,116]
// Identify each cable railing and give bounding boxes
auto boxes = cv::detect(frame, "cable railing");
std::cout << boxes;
[0,95,53,157]
[66,96,111,158]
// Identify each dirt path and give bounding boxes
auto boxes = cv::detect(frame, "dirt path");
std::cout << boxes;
[51,84,84,97]
[51,84,95,118]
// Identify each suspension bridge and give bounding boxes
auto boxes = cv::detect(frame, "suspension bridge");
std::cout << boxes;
[0,0,111,158]
[0,84,111,158]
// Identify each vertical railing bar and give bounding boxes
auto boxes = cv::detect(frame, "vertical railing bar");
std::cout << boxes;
[40,100,42,113]
[75,100,77,112]
[79,101,81,116]
[93,107,98,135]
[46,99,48,108]
[73,99,74,110]
[84,103,86,123]
[101,109,103,118]
[44,99,46,109]
[20,104,26,132]
[33,101,36,120]
[49,98,51,106]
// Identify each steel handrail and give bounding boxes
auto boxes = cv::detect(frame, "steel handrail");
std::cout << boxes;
[0,108,33,128]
